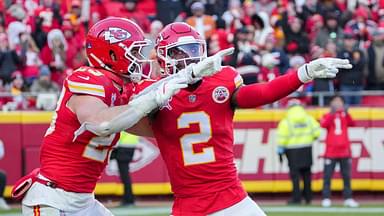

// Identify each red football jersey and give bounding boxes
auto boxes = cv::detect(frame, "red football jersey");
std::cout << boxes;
[321,110,355,158]
[40,66,123,193]
[150,67,247,214]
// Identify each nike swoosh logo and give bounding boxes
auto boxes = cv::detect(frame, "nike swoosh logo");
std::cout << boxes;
[78,75,90,80]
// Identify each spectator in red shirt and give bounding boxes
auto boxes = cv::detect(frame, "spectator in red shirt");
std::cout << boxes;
[40,29,67,85]
[320,95,359,208]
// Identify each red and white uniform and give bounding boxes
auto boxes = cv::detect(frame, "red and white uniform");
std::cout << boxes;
[39,66,124,193]
[321,110,355,158]
[149,67,246,215]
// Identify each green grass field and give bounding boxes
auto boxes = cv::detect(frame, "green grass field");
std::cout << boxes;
[1,205,383,216]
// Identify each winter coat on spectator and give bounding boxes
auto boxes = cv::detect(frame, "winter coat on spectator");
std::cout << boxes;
[156,0,183,25]
[336,49,366,86]
[281,13,310,55]
[367,38,384,89]
[30,78,59,94]
[30,65,59,93]
[0,49,22,84]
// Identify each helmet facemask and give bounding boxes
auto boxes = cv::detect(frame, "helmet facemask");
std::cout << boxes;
[158,39,207,76]
[119,39,153,83]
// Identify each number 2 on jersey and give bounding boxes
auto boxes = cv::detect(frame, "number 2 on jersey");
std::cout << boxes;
[177,111,215,166]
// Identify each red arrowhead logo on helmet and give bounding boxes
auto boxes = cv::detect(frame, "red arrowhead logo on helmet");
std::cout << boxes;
[104,27,131,44]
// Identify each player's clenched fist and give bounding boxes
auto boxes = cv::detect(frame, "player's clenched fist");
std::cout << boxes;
[298,58,353,83]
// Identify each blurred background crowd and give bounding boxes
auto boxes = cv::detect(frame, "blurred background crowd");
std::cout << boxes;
[1,0,384,111]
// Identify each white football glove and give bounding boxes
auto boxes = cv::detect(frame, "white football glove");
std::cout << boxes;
[192,47,234,78]
[176,47,235,84]
[297,58,352,83]
[153,76,188,107]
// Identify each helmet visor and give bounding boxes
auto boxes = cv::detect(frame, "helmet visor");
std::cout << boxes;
[166,43,205,71]
[167,43,204,59]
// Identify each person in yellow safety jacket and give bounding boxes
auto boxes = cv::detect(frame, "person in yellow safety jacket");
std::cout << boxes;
[110,131,139,206]
[277,100,320,205]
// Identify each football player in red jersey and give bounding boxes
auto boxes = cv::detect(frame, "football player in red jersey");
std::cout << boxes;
[11,18,232,216]
[132,22,352,216]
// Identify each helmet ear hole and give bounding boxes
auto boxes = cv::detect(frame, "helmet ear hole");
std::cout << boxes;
[109,50,117,61]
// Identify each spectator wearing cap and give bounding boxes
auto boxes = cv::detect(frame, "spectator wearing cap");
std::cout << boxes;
[336,29,366,105]
[229,26,260,67]
[315,11,344,51]
[229,26,260,84]
[316,0,342,19]
[113,0,151,33]
[0,33,23,84]
[281,14,310,55]
[30,65,59,94]
[261,34,290,75]
[367,27,384,90]
[186,1,216,40]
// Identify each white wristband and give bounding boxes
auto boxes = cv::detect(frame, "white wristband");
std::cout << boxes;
[297,64,312,83]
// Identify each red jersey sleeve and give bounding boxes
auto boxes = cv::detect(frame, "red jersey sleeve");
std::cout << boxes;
[216,66,243,94]
[345,112,355,127]
[65,67,112,104]
[321,112,334,129]
[234,71,302,108]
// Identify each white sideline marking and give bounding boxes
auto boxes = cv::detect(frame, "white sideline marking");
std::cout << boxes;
[263,206,384,213]
[111,207,171,215]
[2,206,383,216]
[109,206,384,215]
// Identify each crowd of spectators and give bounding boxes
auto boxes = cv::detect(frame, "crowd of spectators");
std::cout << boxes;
[1,0,384,110]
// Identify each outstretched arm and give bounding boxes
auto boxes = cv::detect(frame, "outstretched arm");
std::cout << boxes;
[233,71,301,108]
[232,58,352,108]
[70,77,187,138]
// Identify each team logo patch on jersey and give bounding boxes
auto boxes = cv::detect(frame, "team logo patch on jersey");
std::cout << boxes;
[104,27,131,44]
[212,86,230,103]
[189,94,196,103]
